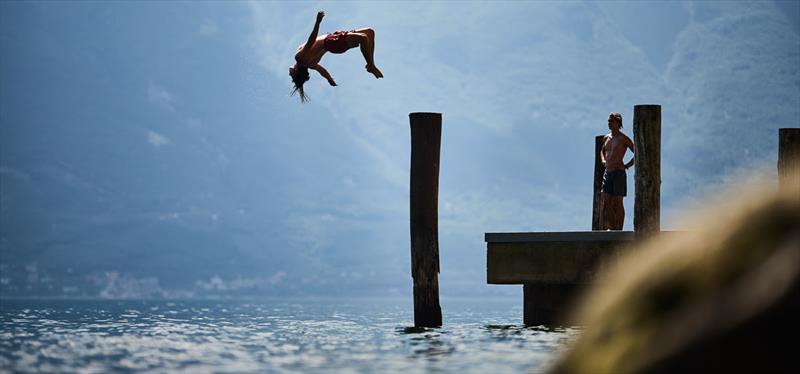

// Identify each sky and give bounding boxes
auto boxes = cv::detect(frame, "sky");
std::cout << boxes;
[1,1,798,299]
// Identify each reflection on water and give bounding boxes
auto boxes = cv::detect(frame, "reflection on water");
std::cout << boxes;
[0,299,578,373]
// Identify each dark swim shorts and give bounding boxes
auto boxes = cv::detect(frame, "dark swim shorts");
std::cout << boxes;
[323,31,351,54]
[602,169,627,197]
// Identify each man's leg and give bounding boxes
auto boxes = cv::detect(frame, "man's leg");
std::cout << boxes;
[347,29,382,78]
[359,28,382,78]
[603,192,614,230]
[612,170,626,230]
[614,196,625,230]
[345,32,370,62]
[354,28,376,64]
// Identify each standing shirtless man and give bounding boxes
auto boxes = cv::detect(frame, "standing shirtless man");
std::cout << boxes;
[289,10,383,102]
[601,112,635,230]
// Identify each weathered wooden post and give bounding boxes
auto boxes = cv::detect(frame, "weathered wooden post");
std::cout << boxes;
[409,112,443,327]
[778,128,800,194]
[633,105,661,235]
[592,135,606,231]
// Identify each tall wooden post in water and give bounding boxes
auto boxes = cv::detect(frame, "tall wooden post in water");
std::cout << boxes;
[409,112,442,327]
[633,105,661,235]
[778,128,800,195]
[592,135,606,230]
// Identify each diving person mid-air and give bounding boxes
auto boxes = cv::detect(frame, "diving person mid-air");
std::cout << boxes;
[289,10,383,102]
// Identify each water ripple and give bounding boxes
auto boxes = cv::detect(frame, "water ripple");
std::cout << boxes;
[0,299,577,373]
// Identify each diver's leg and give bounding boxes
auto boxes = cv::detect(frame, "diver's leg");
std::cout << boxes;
[354,28,377,67]
[349,28,382,78]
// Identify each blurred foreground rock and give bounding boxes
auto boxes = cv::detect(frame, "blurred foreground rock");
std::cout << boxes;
[550,179,800,374]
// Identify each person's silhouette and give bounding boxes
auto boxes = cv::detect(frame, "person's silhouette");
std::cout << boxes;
[600,112,635,230]
[289,10,383,102]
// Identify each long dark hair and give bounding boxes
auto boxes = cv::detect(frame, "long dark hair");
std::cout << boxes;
[290,66,310,103]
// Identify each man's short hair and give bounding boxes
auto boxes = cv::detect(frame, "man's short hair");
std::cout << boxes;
[609,112,622,128]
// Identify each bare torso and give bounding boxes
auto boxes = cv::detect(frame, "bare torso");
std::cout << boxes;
[603,132,633,171]
[295,37,327,67]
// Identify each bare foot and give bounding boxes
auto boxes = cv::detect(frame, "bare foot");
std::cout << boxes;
[366,64,384,78]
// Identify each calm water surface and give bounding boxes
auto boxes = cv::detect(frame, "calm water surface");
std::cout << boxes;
[0,298,578,373]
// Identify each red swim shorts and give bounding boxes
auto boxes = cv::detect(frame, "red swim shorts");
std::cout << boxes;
[324,31,351,54]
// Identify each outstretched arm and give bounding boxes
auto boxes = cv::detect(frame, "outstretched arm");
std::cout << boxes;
[311,64,336,86]
[301,11,325,54]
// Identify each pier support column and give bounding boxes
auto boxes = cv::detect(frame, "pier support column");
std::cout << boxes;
[778,128,800,195]
[592,135,606,231]
[633,105,661,236]
[523,283,579,326]
[409,112,443,327]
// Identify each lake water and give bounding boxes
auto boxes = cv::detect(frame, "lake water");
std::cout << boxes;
[0,298,577,373]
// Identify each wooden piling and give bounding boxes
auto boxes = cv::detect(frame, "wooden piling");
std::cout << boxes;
[592,135,606,231]
[778,128,800,194]
[633,105,661,235]
[409,112,443,327]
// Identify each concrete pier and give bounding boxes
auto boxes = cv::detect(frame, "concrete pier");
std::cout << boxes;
[486,231,633,325]
[486,231,683,326]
